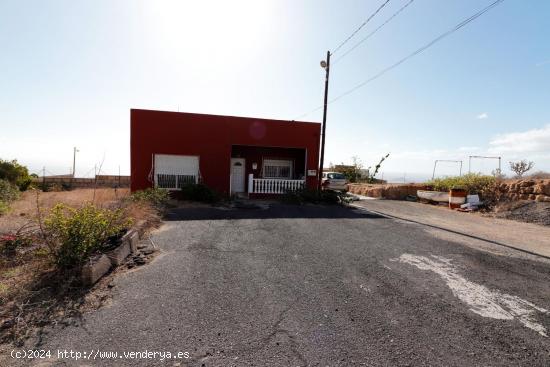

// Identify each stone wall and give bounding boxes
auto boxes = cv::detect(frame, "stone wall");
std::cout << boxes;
[348,179,550,202]
[497,179,550,202]
[33,175,130,188]
[347,183,428,200]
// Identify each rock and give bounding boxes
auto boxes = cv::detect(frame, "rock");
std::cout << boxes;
[106,241,131,266]
[122,230,139,253]
[521,187,534,194]
[528,194,536,200]
[142,248,155,255]
[535,195,546,202]
[370,188,383,197]
[521,180,535,187]
[1,319,14,329]
[519,194,529,200]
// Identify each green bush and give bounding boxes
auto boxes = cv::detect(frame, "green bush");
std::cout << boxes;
[425,173,496,194]
[181,183,220,203]
[0,159,32,191]
[44,203,133,269]
[130,187,170,207]
[0,179,19,203]
[0,201,9,215]
[0,179,20,215]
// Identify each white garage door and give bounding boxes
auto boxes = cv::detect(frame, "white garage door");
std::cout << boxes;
[154,154,199,190]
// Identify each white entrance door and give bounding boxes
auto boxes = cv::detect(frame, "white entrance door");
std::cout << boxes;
[230,158,246,193]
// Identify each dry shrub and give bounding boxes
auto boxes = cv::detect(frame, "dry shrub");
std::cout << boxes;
[124,201,162,230]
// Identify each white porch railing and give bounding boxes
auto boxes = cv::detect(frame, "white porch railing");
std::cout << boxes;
[248,174,305,194]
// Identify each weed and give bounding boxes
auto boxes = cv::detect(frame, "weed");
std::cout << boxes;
[44,203,132,270]
[130,187,170,207]
[425,173,496,194]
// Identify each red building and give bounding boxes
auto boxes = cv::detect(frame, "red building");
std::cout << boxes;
[130,109,321,197]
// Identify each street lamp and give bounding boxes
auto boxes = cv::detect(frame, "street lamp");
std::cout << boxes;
[317,51,331,193]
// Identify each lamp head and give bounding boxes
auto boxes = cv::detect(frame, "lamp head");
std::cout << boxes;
[320,60,327,69]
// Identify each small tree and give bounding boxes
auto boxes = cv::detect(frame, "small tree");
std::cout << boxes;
[509,160,534,178]
[365,153,390,183]
[333,156,363,183]
[0,159,32,191]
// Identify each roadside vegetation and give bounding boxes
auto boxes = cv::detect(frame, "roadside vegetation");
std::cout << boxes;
[424,173,502,207]
[0,159,33,215]
[0,157,169,346]
[330,153,390,184]
[425,173,496,194]
[0,180,19,215]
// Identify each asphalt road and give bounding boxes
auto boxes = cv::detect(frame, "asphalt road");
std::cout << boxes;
[18,204,550,366]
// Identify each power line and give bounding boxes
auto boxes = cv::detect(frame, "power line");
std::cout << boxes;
[333,0,416,65]
[330,0,504,104]
[332,0,392,54]
[295,0,504,120]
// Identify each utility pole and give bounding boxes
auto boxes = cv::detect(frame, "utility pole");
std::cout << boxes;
[72,147,79,178]
[318,50,331,193]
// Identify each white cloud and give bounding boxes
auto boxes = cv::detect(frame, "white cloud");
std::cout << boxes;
[488,124,550,154]
[458,146,480,152]
[476,113,489,120]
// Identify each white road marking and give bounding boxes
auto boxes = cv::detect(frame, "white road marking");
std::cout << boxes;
[395,254,548,337]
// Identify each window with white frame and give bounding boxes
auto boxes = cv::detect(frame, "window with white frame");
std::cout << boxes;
[154,154,199,190]
[263,159,293,179]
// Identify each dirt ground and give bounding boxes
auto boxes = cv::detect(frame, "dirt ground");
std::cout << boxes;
[489,201,550,226]
[352,199,550,258]
[0,188,130,234]
[0,188,163,347]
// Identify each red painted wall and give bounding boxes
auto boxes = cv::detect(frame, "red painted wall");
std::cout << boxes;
[130,109,321,194]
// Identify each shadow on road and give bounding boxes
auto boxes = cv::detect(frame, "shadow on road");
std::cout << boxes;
[164,203,385,221]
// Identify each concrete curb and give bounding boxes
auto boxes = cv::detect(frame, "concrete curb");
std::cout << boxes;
[81,254,112,286]
[106,241,131,266]
[80,225,147,285]
[123,229,139,253]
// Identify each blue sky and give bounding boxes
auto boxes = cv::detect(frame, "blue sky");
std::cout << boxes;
[1,0,549,181]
